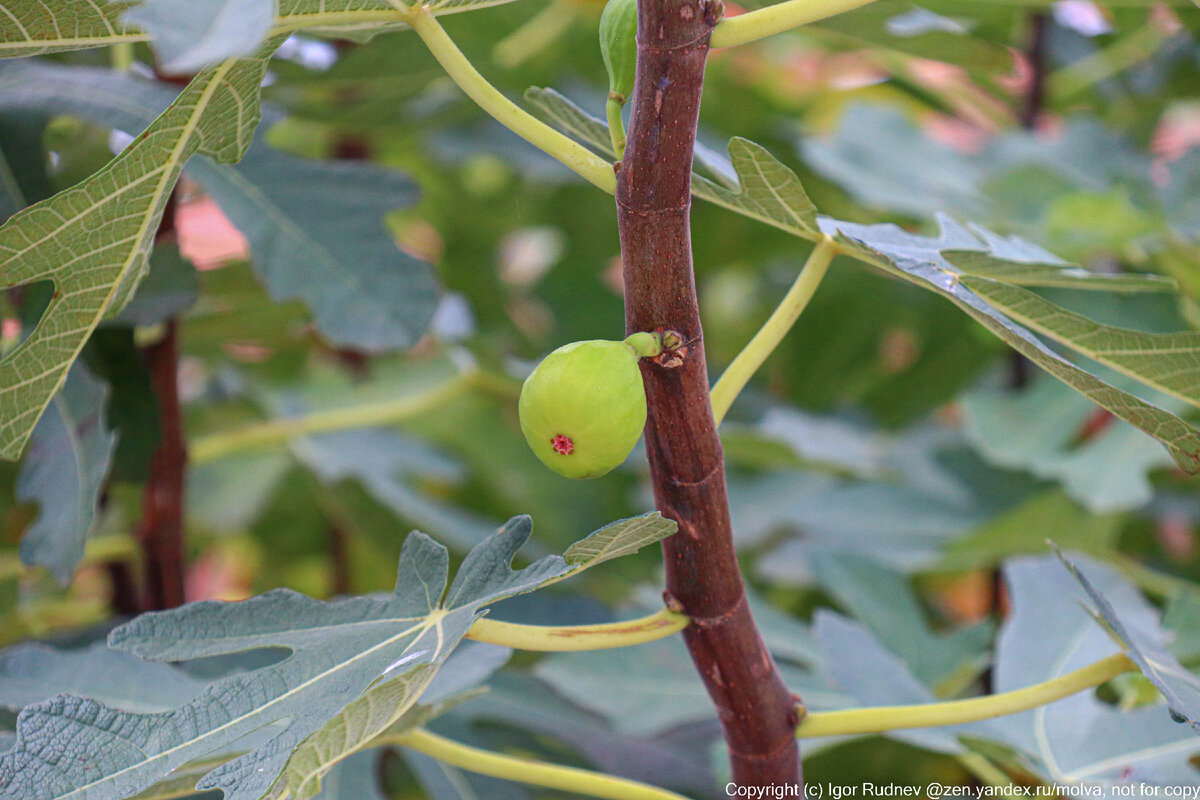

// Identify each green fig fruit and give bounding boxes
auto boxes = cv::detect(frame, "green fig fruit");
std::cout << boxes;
[519,338,648,479]
[600,0,638,104]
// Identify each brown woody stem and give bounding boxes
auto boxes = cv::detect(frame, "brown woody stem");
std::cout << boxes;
[135,318,187,610]
[134,189,188,611]
[615,0,802,787]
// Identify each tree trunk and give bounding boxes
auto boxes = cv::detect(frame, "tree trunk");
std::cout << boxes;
[615,0,803,787]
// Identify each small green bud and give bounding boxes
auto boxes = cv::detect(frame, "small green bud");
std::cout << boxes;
[624,331,662,358]
[519,339,648,479]
[599,0,638,104]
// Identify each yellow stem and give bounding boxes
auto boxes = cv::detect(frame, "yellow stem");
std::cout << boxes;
[709,235,836,425]
[467,608,687,650]
[607,95,628,158]
[402,3,616,193]
[710,0,880,49]
[797,653,1136,738]
[189,373,472,465]
[393,728,690,800]
[111,42,134,71]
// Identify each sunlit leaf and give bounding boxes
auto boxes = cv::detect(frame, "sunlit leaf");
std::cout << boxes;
[960,277,1200,410]
[831,217,1200,474]
[0,47,277,461]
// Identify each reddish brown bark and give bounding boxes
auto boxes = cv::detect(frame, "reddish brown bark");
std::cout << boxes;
[134,318,187,610]
[133,192,188,611]
[1019,12,1048,130]
[616,0,802,787]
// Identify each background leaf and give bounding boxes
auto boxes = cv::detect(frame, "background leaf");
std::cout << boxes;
[0,61,441,353]
[962,375,1176,512]
[123,0,275,74]
[14,364,115,583]
[810,552,992,692]
[0,641,207,713]
[989,554,1200,784]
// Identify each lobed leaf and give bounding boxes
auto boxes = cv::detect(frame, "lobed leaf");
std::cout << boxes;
[275,642,503,800]
[797,554,1200,783]
[534,614,847,740]
[830,218,1200,473]
[0,641,207,713]
[271,664,441,800]
[813,610,970,754]
[523,88,610,154]
[946,250,1174,292]
[737,433,1039,574]
[809,552,992,693]
[961,372,1179,513]
[936,491,1123,570]
[693,138,821,239]
[0,0,142,58]
[0,512,671,800]
[112,243,200,327]
[0,60,440,461]
[525,88,821,238]
[308,751,388,800]
[451,670,717,796]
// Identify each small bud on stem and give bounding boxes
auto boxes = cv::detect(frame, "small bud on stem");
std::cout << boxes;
[624,331,663,358]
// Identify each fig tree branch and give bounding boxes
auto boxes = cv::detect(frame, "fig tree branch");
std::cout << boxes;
[617,0,802,786]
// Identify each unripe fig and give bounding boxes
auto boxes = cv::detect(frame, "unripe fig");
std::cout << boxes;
[519,338,649,479]
[599,0,637,104]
